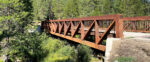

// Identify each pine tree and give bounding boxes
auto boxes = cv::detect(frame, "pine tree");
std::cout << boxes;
[114,0,147,17]
[32,0,53,21]
[142,0,150,16]
[90,0,104,16]
[77,0,92,17]
[51,0,67,19]
[0,0,29,42]
[103,0,114,14]
[0,0,32,61]
[64,0,79,18]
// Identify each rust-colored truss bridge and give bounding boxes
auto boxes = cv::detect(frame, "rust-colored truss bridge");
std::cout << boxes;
[41,14,150,51]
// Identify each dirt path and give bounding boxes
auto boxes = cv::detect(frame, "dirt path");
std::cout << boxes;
[109,39,150,62]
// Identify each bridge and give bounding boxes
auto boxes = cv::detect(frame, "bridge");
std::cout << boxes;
[41,14,150,51]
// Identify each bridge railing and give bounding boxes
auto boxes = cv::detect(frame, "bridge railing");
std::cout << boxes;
[41,14,150,51]
[122,16,150,33]
[41,14,123,51]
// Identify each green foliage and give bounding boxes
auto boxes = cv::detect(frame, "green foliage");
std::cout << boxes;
[0,0,33,44]
[1,0,150,62]
[0,0,30,30]
[42,38,93,62]
[75,34,80,38]
[63,0,79,18]
[103,0,114,14]
[32,0,53,21]
[0,31,2,35]
[43,38,65,53]
[51,0,67,19]
[116,57,135,62]
[9,32,48,61]
[78,0,104,16]
[113,0,149,17]
[102,40,106,45]
[51,0,150,19]
[77,0,91,17]
[43,38,77,62]
[46,46,77,62]
[77,45,92,62]
[90,57,101,62]
[0,0,33,61]
[0,58,3,62]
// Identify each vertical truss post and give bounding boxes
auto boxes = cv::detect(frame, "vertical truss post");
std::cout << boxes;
[115,15,124,38]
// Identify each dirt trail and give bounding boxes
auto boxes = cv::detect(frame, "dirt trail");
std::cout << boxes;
[109,39,150,62]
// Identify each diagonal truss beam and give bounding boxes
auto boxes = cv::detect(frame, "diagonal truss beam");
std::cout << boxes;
[97,20,115,44]
[64,22,71,35]
[59,22,64,34]
[82,21,95,40]
[71,22,81,37]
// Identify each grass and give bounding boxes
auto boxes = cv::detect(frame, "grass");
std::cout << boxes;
[126,36,135,39]
[116,57,135,62]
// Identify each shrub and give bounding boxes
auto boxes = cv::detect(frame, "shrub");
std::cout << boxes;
[42,38,66,53]
[42,37,93,62]
[77,45,92,62]
[9,32,48,62]
[44,46,77,62]
[43,38,77,62]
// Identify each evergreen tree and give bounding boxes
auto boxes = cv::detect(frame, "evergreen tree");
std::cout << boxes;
[0,0,33,61]
[51,0,67,19]
[77,0,92,17]
[32,0,53,21]
[114,0,147,17]
[64,0,79,18]
[142,0,150,16]
[90,0,104,16]
[77,45,92,62]
[0,0,30,44]
[127,0,145,17]
[10,32,48,62]
[103,0,114,14]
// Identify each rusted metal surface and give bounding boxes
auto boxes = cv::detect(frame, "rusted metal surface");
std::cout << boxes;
[41,14,124,51]
[122,16,150,33]
[41,15,150,51]
[50,31,106,51]
[122,16,150,21]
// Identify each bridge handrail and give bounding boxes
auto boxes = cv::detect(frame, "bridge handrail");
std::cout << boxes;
[122,16,150,33]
